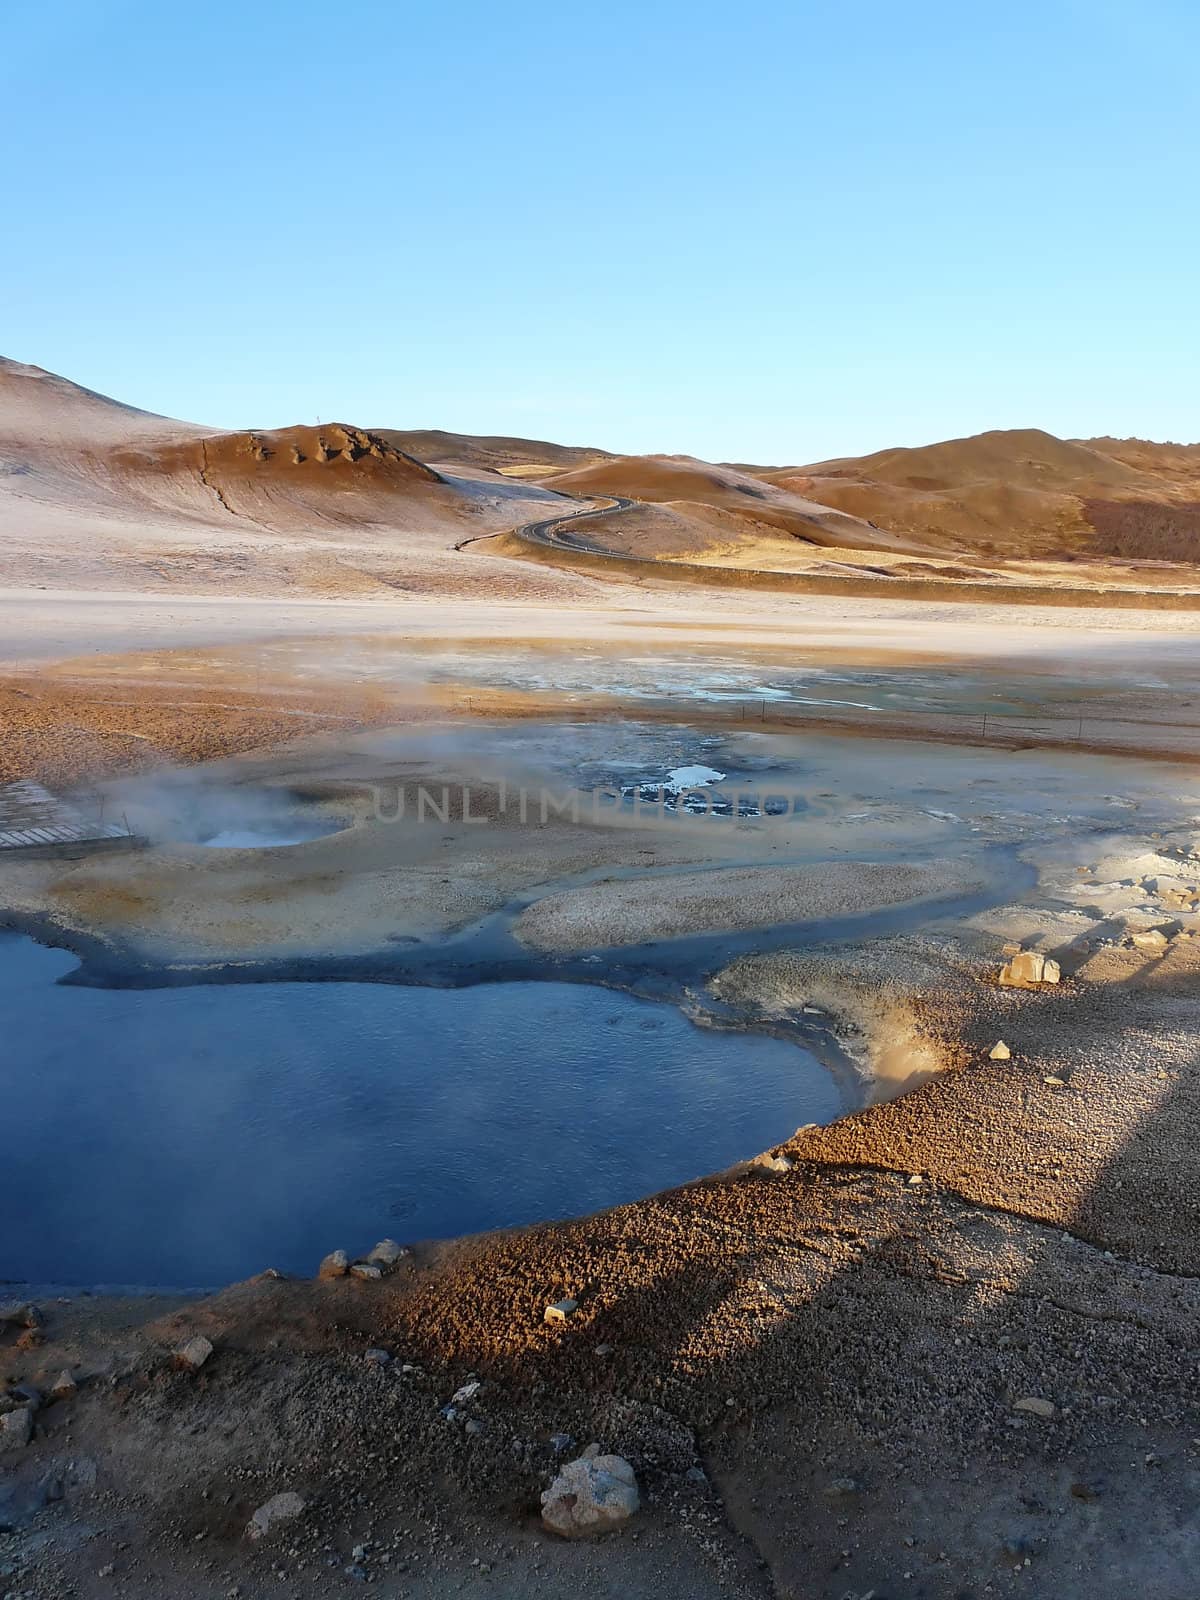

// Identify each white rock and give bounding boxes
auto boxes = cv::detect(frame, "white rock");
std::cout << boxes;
[989,1041,1012,1060]
[366,1239,407,1268]
[0,1406,33,1451]
[1132,929,1170,952]
[50,1370,78,1401]
[451,1380,482,1406]
[350,1263,382,1281]
[541,1450,640,1537]
[318,1249,349,1279]
[1012,1396,1057,1419]
[1042,958,1061,983]
[752,1153,793,1173]
[246,1491,306,1540]
[174,1335,213,1372]
[544,1299,578,1324]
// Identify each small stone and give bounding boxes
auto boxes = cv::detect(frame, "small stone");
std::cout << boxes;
[97,1562,115,1577]
[989,1040,1011,1060]
[541,1450,640,1537]
[752,1152,792,1173]
[544,1298,578,1324]
[1132,928,1169,952]
[174,1335,213,1372]
[50,1371,78,1402]
[451,1380,481,1406]
[907,1173,924,1186]
[824,1476,860,1496]
[465,1418,484,1435]
[0,1406,33,1452]
[350,1263,382,1281]
[364,1348,391,1367]
[366,1239,407,1268]
[594,1344,613,1357]
[318,1250,349,1280]
[1012,1396,1056,1419]
[351,1543,367,1562]
[246,1491,306,1541]
[1043,1075,1067,1088]
[550,1432,574,1453]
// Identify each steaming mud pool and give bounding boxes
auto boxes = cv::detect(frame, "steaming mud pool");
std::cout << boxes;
[1,932,839,1288]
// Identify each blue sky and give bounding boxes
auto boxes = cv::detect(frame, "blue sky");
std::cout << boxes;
[4,0,1197,461]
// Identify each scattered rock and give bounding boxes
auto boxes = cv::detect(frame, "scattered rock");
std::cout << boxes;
[1043,1075,1068,1088]
[318,1249,349,1280]
[824,1476,860,1496]
[541,1449,640,1537]
[1132,928,1170,952]
[998,951,1060,987]
[1012,1396,1057,1419]
[246,1491,306,1541]
[350,1263,382,1282]
[550,1432,574,1453]
[366,1239,407,1269]
[989,1040,1012,1060]
[0,1407,33,1452]
[907,1173,924,1186]
[451,1380,482,1406]
[544,1298,578,1324]
[752,1152,793,1173]
[174,1335,213,1373]
[50,1371,77,1402]
[363,1348,391,1367]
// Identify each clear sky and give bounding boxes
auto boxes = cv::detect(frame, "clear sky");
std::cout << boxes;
[4,0,1197,462]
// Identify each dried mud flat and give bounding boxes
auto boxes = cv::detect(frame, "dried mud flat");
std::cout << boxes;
[4,665,1200,1599]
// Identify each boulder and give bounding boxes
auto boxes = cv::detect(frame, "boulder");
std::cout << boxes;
[752,1152,793,1173]
[1132,929,1170,952]
[366,1239,407,1269]
[246,1491,306,1541]
[0,1407,33,1453]
[318,1249,349,1280]
[998,950,1062,987]
[541,1448,640,1538]
[999,951,1045,986]
[350,1263,382,1282]
[50,1371,78,1402]
[544,1299,578,1325]
[1012,1396,1057,1419]
[174,1335,213,1373]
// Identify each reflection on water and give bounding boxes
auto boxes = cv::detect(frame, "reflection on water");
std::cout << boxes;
[0,933,839,1287]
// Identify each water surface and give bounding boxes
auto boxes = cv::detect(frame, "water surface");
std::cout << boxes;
[1,933,837,1287]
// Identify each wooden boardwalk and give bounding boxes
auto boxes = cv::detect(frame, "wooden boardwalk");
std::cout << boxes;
[0,780,140,857]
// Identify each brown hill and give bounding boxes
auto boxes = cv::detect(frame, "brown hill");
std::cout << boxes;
[380,428,612,476]
[756,429,1200,562]
[539,454,933,557]
[0,358,575,596]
